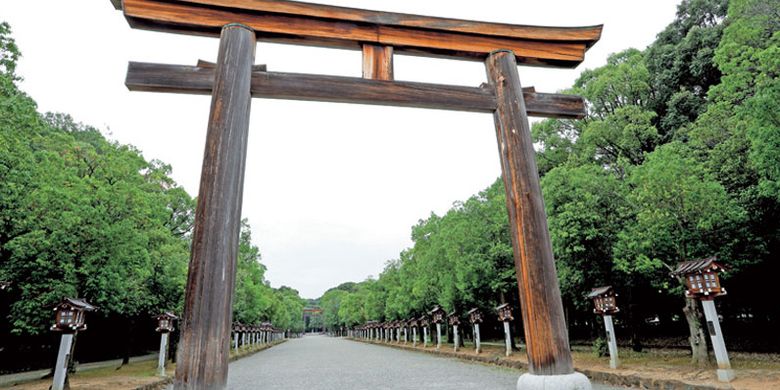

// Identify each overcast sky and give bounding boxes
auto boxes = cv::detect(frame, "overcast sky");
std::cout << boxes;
[3,0,681,299]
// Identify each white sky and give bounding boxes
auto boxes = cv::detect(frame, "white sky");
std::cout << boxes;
[2,0,680,299]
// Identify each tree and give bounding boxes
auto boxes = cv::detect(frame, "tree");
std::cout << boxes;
[614,142,745,365]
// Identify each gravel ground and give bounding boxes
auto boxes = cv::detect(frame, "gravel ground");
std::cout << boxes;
[226,335,629,389]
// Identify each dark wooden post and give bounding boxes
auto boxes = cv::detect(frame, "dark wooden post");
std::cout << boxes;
[485,50,574,376]
[174,23,255,390]
[362,44,394,81]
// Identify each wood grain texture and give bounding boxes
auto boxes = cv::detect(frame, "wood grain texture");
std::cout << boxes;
[181,0,602,44]
[173,24,255,390]
[486,50,574,376]
[125,62,586,118]
[119,0,600,67]
[362,44,394,81]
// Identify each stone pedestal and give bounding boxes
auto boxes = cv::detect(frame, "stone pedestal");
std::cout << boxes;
[503,321,512,357]
[516,372,591,390]
[474,324,482,354]
[436,323,442,351]
[603,315,619,369]
[701,299,734,382]
[453,325,459,352]
[52,333,74,390]
[158,332,169,376]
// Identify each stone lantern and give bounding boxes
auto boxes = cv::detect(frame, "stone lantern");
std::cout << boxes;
[447,311,461,352]
[51,298,96,390]
[673,256,734,382]
[496,303,513,356]
[468,308,483,353]
[154,312,177,376]
[587,286,619,369]
[429,306,446,350]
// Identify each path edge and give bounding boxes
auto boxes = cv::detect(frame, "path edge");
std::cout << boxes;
[346,338,732,390]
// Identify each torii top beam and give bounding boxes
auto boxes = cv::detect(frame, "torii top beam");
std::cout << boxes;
[111,0,602,68]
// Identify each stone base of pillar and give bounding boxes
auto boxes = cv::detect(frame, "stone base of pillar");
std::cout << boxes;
[717,369,735,382]
[516,372,591,390]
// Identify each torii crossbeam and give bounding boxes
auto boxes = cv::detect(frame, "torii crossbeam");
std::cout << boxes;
[109,1,602,389]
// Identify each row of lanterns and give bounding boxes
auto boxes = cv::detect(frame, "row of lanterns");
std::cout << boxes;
[230,322,284,351]
[48,298,284,389]
[351,256,735,384]
[352,303,516,356]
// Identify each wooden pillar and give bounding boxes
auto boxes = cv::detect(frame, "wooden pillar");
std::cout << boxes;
[174,23,255,390]
[362,44,394,81]
[486,50,574,376]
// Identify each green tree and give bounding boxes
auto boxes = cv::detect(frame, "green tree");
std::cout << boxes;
[614,142,745,365]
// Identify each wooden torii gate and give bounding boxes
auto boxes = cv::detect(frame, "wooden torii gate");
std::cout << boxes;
[109,0,601,388]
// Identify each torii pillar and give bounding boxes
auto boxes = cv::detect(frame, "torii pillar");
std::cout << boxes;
[174,24,255,389]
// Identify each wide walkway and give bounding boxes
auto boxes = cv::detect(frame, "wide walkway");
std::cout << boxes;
[227,335,628,389]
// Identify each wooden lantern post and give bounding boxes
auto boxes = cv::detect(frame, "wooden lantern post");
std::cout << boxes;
[395,321,402,343]
[448,312,461,352]
[430,306,446,351]
[587,287,620,369]
[410,318,419,347]
[420,316,430,348]
[232,323,240,351]
[496,303,514,357]
[468,308,483,354]
[51,298,96,390]
[673,257,734,382]
[155,312,178,376]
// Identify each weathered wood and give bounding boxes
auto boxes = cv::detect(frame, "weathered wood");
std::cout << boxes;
[362,44,394,81]
[125,62,586,118]
[486,50,574,376]
[118,0,601,67]
[174,24,255,390]
[197,59,267,72]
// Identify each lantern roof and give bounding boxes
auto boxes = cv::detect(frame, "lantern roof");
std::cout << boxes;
[54,297,97,312]
[673,256,725,276]
[496,303,511,311]
[0,281,10,290]
[155,311,178,320]
[467,307,480,315]
[586,286,615,298]
[429,305,445,315]
[447,311,458,318]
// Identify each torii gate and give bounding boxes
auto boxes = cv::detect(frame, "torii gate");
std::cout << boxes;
[109,0,602,388]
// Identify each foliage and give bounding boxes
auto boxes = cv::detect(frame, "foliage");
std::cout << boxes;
[317,0,780,357]
[0,22,304,349]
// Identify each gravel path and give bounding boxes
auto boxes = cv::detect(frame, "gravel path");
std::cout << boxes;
[227,335,628,389]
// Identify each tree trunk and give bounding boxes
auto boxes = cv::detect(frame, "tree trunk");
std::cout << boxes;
[683,296,709,367]
[628,303,643,352]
